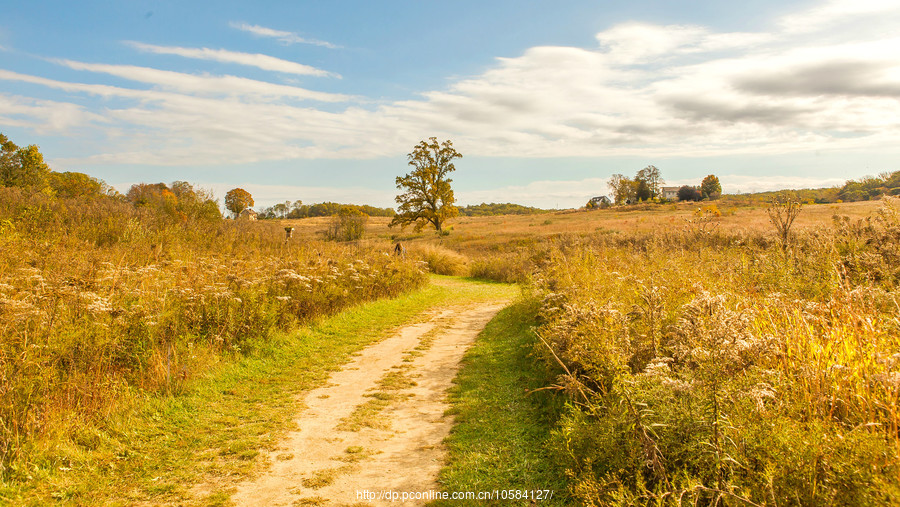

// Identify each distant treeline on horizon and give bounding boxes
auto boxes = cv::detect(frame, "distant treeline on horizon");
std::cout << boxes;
[258,202,396,219]
[725,170,900,205]
[257,201,552,219]
[457,202,549,216]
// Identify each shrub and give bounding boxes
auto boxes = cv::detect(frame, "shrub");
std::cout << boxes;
[678,185,702,201]
[407,243,469,276]
[325,207,368,241]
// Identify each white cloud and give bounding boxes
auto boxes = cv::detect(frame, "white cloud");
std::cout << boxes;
[4,0,900,175]
[125,41,340,78]
[779,0,900,34]
[55,60,348,102]
[460,178,611,209]
[0,93,106,133]
[229,22,339,49]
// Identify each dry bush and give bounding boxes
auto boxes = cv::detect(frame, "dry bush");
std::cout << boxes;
[469,252,535,283]
[324,208,368,242]
[406,243,469,276]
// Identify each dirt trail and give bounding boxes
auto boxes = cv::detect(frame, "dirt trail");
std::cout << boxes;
[229,302,508,506]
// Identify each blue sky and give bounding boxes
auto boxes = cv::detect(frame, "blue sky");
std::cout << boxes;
[1,0,899,209]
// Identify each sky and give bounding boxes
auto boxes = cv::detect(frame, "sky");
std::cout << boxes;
[1,0,899,209]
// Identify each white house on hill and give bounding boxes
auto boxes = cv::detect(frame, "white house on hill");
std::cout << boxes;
[661,186,680,200]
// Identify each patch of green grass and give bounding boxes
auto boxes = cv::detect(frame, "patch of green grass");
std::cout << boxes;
[335,394,394,432]
[1,275,516,505]
[336,359,420,432]
[434,301,568,506]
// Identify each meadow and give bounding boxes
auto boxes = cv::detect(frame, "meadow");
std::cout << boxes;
[2,179,898,506]
[0,185,426,489]
[291,197,899,504]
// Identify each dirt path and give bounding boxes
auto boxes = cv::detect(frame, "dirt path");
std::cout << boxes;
[229,301,508,506]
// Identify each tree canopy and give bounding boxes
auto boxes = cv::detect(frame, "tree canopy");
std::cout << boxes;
[225,188,254,217]
[678,185,703,202]
[389,137,460,233]
[636,165,663,198]
[838,171,900,201]
[701,175,722,200]
[258,201,394,219]
[458,202,548,216]
[1,134,51,192]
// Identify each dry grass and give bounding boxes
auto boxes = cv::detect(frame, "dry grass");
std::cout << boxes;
[405,243,469,276]
[0,187,427,480]
[522,197,900,504]
[284,200,878,245]
[279,201,880,285]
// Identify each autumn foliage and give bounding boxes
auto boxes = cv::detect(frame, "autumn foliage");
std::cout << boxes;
[390,137,460,233]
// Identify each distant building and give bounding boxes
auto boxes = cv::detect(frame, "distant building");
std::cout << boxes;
[661,186,680,200]
[239,209,258,221]
[588,195,611,209]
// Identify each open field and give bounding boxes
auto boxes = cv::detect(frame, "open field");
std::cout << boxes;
[3,188,899,506]
[281,200,881,251]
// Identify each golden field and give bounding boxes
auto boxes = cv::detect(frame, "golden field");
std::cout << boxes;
[290,196,900,505]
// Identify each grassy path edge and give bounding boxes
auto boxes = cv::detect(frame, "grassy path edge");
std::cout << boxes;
[2,276,516,506]
[435,300,568,506]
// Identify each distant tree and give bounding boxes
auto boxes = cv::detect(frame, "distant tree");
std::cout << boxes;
[326,207,368,241]
[0,134,51,192]
[838,171,900,201]
[390,137,460,233]
[273,202,288,218]
[635,178,652,202]
[701,175,722,200]
[169,181,221,220]
[636,165,664,198]
[49,171,103,199]
[677,185,703,202]
[225,188,254,217]
[127,183,176,212]
[608,174,636,204]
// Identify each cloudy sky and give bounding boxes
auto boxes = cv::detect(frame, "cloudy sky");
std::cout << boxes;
[1,0,898,209]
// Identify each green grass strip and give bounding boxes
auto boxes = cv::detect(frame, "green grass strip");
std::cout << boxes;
[435,301,568,506]
[2,276,516,506]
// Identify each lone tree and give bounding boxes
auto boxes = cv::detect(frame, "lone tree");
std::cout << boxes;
[225,188,254,217]
[701,174,722,200]
[390,137,461,233]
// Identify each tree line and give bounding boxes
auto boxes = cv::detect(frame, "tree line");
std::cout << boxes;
[838,171,900,202]
[2,133,221,223]
[458,202,548,216]
[256,201,395,219]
